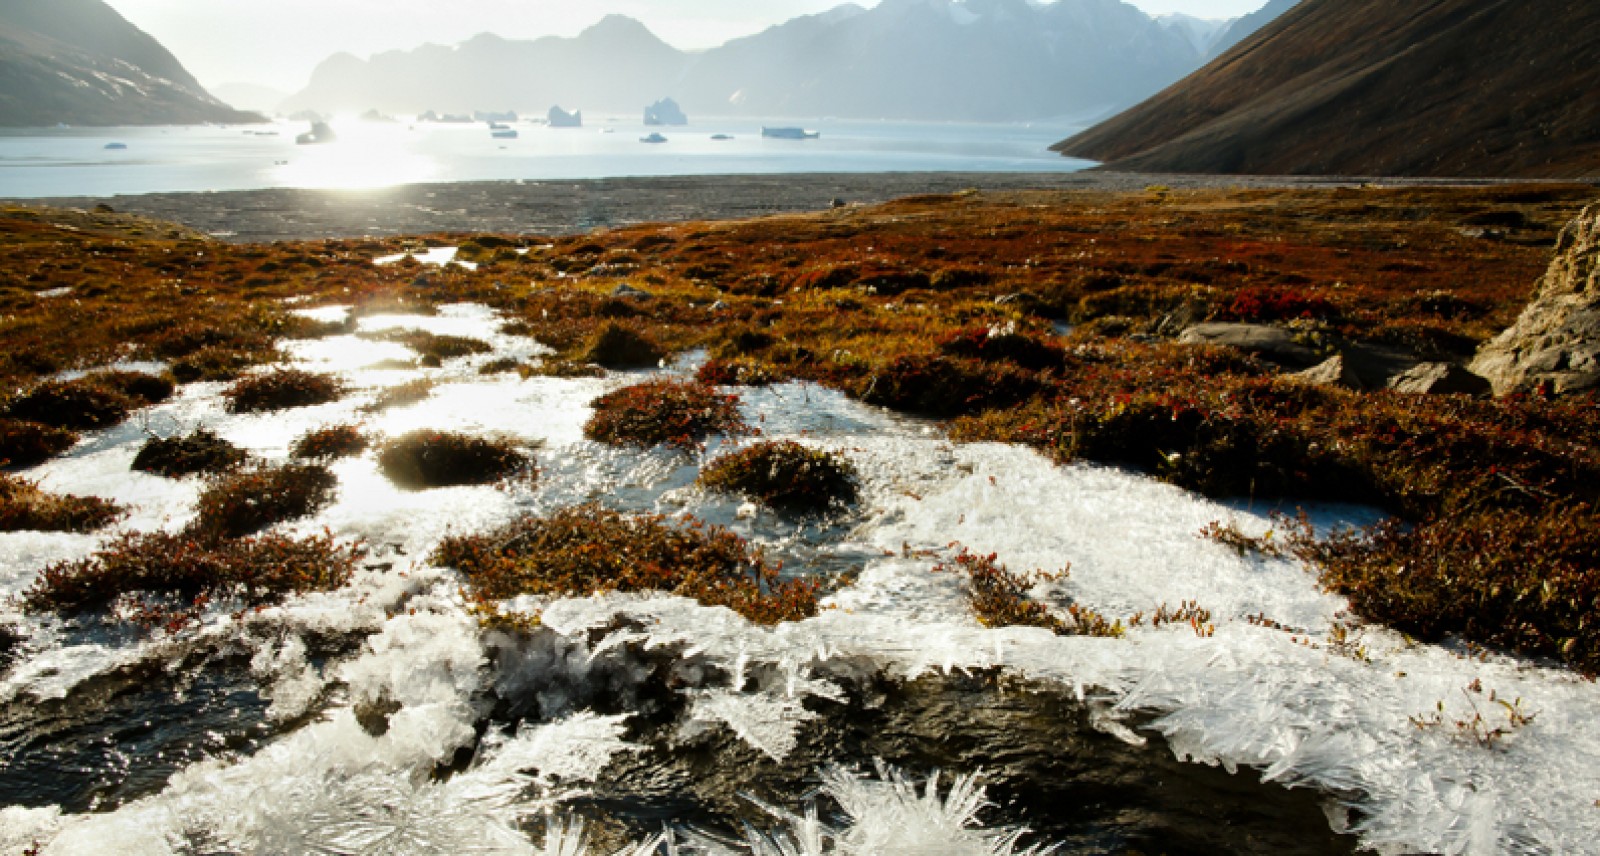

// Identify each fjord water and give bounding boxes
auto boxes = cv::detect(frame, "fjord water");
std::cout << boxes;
[4,288,1600,855]
[0,118,1091,198]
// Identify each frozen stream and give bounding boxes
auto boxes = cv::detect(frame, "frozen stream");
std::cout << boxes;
[2,302,1599,855]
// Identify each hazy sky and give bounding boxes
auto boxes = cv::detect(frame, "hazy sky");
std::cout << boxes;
[103,0,1269,92]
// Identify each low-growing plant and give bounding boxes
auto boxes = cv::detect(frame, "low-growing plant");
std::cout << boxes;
[478,357,524,375]
[935,548,1121,637]
[433,502,819,625]
[584,378,751,451]
[190,462,339,538]
[0,473,122,532]
[368,328,493,363]
[0,419,78,468]
[223,369,345,413]
[696,357,779,387]
[84,370,175,406]
[170,345,269,383]
[377,430,533,489]
[859,354,1040,418]
[291,424,369,460]
[1282,504,1600,674]
[699,440,859,513]
[5,379,132,430]
[364,378,435,412]
[519,359,607,379]
[22,530,361,620]
[131,428,247,477]
[578,321,666,369]
[935,326,1065,371]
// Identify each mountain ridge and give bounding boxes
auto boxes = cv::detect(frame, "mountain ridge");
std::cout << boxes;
[280,0,1269,123]
[1052,0,1600,177]
[0,0,262,126]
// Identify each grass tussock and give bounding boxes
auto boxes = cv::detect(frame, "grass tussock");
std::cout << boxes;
[433,503,819,625]
[0,473,121,533]
[223,369,346,413]
[377,430,534,489]
[519,359,607,379]
[699,440,858,513]
[0,419,78,468]
[584,378,751,451]
[936,548,1122,637]
[696,357,778,387]
[364,378,435,412]
[131,428,246,477]
[22,530,360,622]
[190,462,339,539]
[578,321,665,369]
[5,378,132,430]
[291,424,369,460]
[368,328,493,364]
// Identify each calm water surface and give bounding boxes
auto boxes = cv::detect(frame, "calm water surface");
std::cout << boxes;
[0,117,1092,198]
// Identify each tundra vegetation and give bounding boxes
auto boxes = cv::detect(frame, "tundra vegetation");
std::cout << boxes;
[1,188,1596,667]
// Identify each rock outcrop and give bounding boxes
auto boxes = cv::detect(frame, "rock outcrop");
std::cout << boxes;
[1386,363,1491,396]
[1471,205,1600,395]
[0,0,262,126]
[1176,323,1319,367]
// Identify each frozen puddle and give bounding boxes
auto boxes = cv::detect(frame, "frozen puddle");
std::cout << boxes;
[2,303,1599,855]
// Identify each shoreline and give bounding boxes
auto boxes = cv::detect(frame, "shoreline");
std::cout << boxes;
[10,171,1589,243]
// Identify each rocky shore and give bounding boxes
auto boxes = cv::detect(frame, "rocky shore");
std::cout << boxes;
[11,171,1556,243]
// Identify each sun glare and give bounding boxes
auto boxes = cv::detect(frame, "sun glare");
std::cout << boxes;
[272,123,439,190]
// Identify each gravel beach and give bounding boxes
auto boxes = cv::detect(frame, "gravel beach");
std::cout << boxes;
[5,171,1409,243]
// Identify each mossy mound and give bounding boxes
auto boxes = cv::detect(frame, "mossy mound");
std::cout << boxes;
[377,430,533,489]
[584,379,750,451]
[191,463,339,538]
[23,530,360,619]
[223,369,345,413]
[0,474,122,533]
[0,419,78,468]
[291,424,369,460]
[699,441,858,513]
[696,358,779,387]
[369,329,493,363]
[132,429,247,477]
[579,321,665,369]
[364,378,435,413]
[5,379,133,430]
[433,503,818,625]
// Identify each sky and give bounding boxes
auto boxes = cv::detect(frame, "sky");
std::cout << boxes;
[102,0,1270,93]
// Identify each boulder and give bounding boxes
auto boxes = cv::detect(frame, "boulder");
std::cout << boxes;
[1386,362,1492,396]
[1471,204,1600,395]
[1293,354,1365,390]
[1177,323,1320,367]
[610,283,653,300]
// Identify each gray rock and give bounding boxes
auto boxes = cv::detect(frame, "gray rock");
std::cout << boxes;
[1176,322,1320,366]
[1471,204,1600,395]
[1338,341,1424,389]
[1387,362,1492,395]
[610,283,653,300]
[1293,354,1365,390]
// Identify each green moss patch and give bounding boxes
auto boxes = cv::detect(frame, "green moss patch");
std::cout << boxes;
[0,474,121,533]
[377,430,533,489]
[223,369,346,413]
[699,441,858,513]
[132,429,247,477]
[433,503,819,625]
[584,378,750,451]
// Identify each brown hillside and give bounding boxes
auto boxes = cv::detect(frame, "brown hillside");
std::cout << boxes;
[1053,0,1600,178]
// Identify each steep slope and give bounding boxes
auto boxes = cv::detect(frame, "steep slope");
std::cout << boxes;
[1203,0,1299,59]
[0,0,261,126]
[283,0,1211,122]
[1052,0,1600,177]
